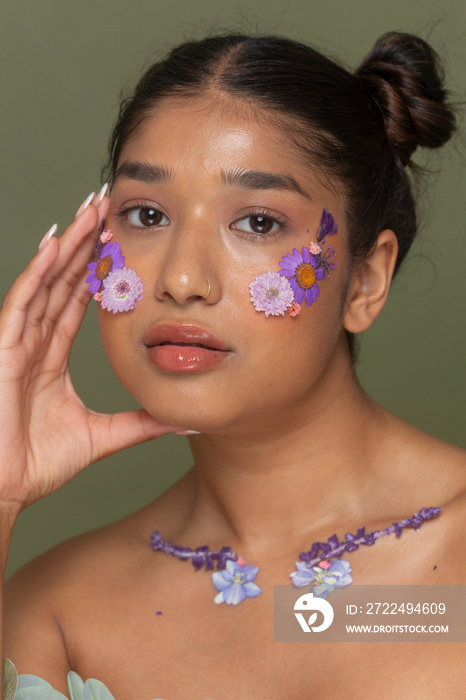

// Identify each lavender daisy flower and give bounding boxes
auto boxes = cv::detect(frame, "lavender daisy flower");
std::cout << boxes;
[212,560,262,605]
[86,241,125,294]
[100,266,144,313]
[290,558,352,599]
[249,271,295,317]
[278,246,323,306]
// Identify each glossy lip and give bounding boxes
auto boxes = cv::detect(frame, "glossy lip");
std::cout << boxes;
[143,323,230,352]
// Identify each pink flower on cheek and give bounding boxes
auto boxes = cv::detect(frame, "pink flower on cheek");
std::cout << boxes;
[309,242,322,255]
[100,229,113,243]
[287,301,301,317]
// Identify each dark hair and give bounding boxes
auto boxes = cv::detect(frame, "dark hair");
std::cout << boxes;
[105,32,455,357]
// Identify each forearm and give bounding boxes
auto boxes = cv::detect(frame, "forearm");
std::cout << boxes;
[0,504,20,691]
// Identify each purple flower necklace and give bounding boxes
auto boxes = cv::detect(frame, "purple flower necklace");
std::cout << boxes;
[151,506,441,606]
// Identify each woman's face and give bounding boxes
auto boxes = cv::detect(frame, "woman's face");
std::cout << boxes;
[99,96,351,436]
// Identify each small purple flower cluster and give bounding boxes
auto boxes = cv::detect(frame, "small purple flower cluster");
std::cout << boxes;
[298,507,441,568]
[151,531,262,605]
[151,530,237,571]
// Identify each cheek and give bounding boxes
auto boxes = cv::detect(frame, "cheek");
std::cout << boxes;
[241,285,344,399]
[97,305,144,389]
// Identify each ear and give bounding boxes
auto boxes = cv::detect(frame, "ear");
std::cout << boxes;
[343,230,398,334]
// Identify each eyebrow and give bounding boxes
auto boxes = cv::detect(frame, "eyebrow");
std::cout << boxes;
[221,167,311,199]
[114,161,174,183]
[114,160,311,199]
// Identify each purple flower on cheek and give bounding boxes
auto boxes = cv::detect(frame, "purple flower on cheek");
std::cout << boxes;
[249,208,338,316]
[86,241,125,294]
[317,208,338,242]
[278,246,323,306]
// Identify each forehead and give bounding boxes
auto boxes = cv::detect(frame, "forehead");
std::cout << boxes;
[117,95,325,191]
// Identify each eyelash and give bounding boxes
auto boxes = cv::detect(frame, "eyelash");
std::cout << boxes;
[233,209,289,239]
[115,202,289,238]
[115,201,168,228]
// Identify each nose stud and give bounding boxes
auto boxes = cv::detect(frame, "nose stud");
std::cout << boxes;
[202,279,211,299]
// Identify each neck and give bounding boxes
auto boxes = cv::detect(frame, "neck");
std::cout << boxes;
[172,352,389,559]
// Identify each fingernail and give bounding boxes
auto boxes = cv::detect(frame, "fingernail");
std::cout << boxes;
[75,191,95,218]
[175,429,201,435]
[96,183,109,204]
[38,223,58,251]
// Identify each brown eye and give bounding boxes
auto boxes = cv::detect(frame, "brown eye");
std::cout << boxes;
[250,216,275,234]
[127,207,169,227]
[235,214,281,235]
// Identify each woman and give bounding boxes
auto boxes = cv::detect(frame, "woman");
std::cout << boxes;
[2,32,465,699]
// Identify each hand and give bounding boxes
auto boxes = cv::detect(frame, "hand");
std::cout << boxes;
[0,191,181,512]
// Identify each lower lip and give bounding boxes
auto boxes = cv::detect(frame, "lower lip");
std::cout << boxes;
[147,344,230,373]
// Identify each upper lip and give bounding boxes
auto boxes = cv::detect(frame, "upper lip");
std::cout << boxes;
[143,323,230,351]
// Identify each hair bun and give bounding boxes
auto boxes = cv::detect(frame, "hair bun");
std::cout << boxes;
[355,32,456,166]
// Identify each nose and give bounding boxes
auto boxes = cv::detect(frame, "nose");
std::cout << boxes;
[153,221,219,306]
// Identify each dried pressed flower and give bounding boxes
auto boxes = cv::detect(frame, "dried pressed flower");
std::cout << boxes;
[86,241,125,294]
[100,266,144,313]
[249,271,295,317]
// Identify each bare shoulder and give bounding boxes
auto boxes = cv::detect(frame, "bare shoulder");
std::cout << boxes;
[380,411,466,578]
[4,502,160,685]
[4,470,191,686]
[430,446,466,580]
[379,408,466,500]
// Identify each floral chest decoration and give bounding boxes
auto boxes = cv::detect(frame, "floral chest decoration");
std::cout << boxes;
[151,506,441,606]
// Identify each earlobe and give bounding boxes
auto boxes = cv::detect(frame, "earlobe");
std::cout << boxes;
[343,230,398,333]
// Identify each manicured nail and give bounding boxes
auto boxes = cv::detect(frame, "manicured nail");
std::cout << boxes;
[75,191,95,219]
[176,430,201,435]
[38,223,58,251]
[96,183,109,204]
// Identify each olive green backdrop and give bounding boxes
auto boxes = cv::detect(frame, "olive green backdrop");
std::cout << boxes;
[1,0,465,578]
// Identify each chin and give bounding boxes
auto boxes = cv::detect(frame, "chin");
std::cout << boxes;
[149,403,237,434]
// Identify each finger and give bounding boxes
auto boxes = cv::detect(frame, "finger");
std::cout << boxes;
[26,200,107,333]
[37,221,99,327]
[20,218,97,357]
[43,264,97,367]
[8,205,98,335]
[0,187,110,348]
[40,204,100,293]
[40,196,110,324]
[23,197,111,368]
[95,186,110,225]
[0,236,60,348]
[88,409,185,463]
[42,195,116,355]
